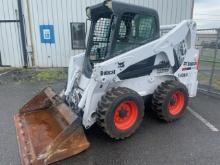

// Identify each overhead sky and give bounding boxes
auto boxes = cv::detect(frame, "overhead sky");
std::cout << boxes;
[194,0,220,29]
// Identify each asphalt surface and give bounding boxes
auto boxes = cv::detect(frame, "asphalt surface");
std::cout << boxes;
[1,81,220,165]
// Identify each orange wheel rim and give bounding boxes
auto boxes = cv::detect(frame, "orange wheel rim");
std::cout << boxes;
[114,101,138,130]
[168,91,185,116]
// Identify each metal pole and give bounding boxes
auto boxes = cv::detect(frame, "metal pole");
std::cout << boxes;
[191,0,195,19]
[26,0,35,66]
[17,0,28,68]
[208,29,220,91]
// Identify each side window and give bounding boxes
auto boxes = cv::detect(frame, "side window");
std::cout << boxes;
[118,21,127,39]
[113,13,157,55]
[70,22,86,49]
[90,18,112,61]
[138,16,155,39]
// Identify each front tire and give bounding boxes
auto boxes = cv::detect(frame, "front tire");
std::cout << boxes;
[151,80,188,122]
[97,87,145,139]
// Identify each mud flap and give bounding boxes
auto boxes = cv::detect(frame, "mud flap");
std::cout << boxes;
[14,87,90,165]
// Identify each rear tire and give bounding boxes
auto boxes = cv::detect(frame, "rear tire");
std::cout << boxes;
[151,80,188,122]
[97,87,145,139]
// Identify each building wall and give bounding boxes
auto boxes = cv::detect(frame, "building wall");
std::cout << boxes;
[1,0,194,67]
[0,0,24,67]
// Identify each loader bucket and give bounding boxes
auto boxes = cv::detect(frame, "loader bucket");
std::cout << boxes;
[14,87,90,165]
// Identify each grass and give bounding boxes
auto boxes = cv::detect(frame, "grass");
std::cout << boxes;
[0,68,13,74]
[191,70,220,90]
[213,78,220,90]
[35,68,67,82]
[198,72,210,85]
[200,49,220,66]
[0,68,67,84]
[200,49,220,70]
[197,48,220,90]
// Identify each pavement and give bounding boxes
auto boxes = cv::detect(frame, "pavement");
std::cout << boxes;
[1,80,220,165]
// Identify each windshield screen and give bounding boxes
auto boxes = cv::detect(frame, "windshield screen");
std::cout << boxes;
[88,15,113,62]
[113,13,157,56]
[87,13,157,63]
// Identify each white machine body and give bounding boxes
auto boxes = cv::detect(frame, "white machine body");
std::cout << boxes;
[64,20,199,128]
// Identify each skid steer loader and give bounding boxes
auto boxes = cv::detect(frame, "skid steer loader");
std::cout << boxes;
[14,1,199,164]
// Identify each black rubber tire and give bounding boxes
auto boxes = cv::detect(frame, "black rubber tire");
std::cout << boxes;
[97,87,145,139]
[151,80,188,122]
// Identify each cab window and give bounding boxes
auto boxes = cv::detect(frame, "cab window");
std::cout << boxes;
[89,17,113,62]
[113,13,157,55]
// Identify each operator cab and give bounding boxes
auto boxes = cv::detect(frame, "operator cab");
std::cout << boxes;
[83,0,160,77]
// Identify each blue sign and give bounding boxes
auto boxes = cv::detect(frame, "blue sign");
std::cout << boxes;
[40,25,55,44]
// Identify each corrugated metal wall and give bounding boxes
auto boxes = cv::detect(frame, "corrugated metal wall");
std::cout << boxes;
[0,0,23,67]
[120,0,193,25]
[1,0,194,67]
[25,0,94,67]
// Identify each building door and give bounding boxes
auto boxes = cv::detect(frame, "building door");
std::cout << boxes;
[0,0,27,67]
